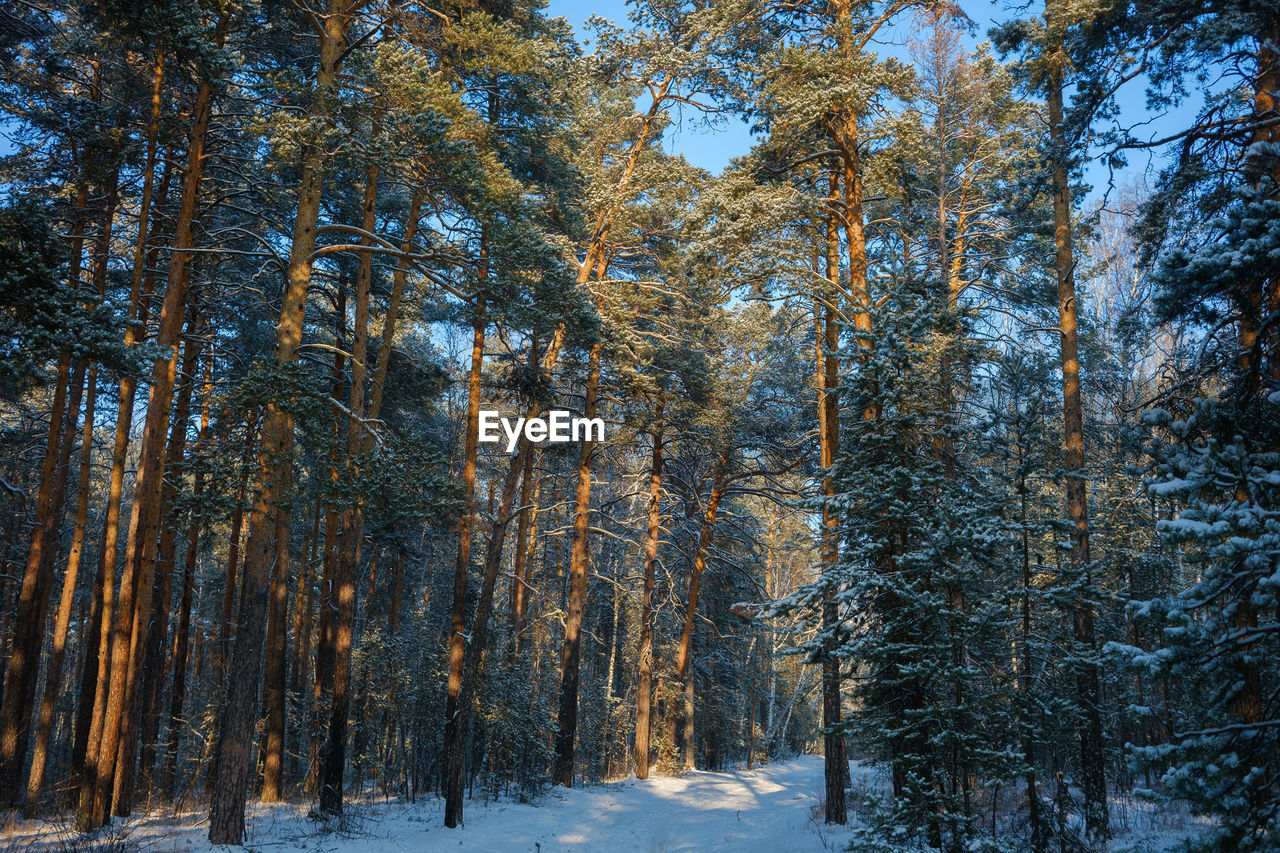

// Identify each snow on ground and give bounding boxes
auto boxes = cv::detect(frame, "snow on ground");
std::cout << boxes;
[1,757,855,853]
[0,756,1211,852]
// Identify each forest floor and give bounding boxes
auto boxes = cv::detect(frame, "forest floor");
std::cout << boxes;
[1,756,1209,852]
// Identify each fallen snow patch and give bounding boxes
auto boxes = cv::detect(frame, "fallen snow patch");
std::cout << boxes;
[1,757,856,853]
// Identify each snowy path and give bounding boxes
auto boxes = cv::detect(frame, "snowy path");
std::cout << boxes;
[1,757,857,852]
[441,756,854,853]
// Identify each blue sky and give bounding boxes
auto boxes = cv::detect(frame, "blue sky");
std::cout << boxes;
[543,0,1178,202]
[1,1,1178,201]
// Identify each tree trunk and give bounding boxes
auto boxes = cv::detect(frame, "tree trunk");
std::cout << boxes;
[362,186,420,437]
[443,327,567,823]
[1044,1,1108,839]
[0,158,108,803]
[673,453,727,770]
[217,429,253,680]
[317,152,379,814]
[634,403,663,780]
[69,507,106,806]
[553,339,604,787]
[260,506,291,801]
[56,179,95,805]
[289,498,321,782]
[541,77,670,788]
[819,171,849,824]
[77,40,219,825]
[161,344,213,802]
[23,156,131,812]
[1018,468,1044,852]
[207,6,352,842]
[38,56,163,810]
[19,360,92,815]
[136,316,203,802]
[444,436,536,821]
[309,306,346,798]
[2,262,99,803]
[508,444,535,653]
[442,289,486,828]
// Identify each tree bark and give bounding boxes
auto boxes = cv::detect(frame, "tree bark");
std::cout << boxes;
[819,171,849,825]
[442,289,486,828]
[318,156,378,814]
[508,444,535,653]
[309,304,346,798]
[78,36,219,825]
[260,505,291,801]
[553,339,604,787]
[162,348,214,802]
[289,498,321,781]
[136,316,203,801]
[24,359,95,814]
[633,402,663,780]
[23,152,128,811]
[673,453,728,770]
[1044,1,1108,839]
[1,167,109,800]
[207,4,352,842]
[217,429,253,681]
[1018,465,1044,852]
[443,328,566,823]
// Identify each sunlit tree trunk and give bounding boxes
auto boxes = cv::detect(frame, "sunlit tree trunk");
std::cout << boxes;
[136,315,203,801]
[818,170,849,825]
[22,154,126,811]
[309,303,346,798]
[318,155,378,814]
[673,453,728,770]
[208,3,354,842]
[442,289,485,827]
[1044,0,1107,839]
[77,28,221,823]
[554,338,604,787]
[2,160,114,803]
[633,402,663,779]
[552,80,669,788]
[162,348,214,802]
[24,362,96,815]
[508,443,536,652]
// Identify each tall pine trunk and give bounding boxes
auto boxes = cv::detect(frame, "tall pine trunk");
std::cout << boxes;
[317,157,379,813]
[1,171,112,800]
[308,301,346,798]
[551,80,669,787]
[508,443,536,653]
[136,318,203,800]
[444,330,566,823]
[672,454,727,770]
[553,339,603,787]
[207,4,352,842]
[78,28,222,824]
[22,154,126,810]
[633,403,663,779]
[442,292,485,827]
[1044,0,1107,839]
[819,170,849,824]
[162,349,214,801]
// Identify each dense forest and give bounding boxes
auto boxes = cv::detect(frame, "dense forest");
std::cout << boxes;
[0,0,1276,849]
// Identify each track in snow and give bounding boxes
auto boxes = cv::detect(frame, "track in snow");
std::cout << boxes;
[1,757,857,852]
[448,755,854,853]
